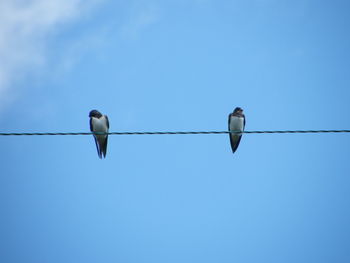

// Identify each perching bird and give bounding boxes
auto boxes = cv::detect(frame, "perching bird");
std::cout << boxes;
[228,107,245,154]
[89,110,109,158]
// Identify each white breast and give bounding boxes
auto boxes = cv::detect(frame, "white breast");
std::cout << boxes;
[229,116,244,131]
[92,116,108,132]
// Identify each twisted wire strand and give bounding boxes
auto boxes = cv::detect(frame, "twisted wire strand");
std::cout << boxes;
[0,130,349,136]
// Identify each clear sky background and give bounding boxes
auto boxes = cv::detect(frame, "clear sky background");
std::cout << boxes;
[1,0,350,262]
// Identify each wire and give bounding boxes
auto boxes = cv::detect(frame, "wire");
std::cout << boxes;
[0,130,349,136]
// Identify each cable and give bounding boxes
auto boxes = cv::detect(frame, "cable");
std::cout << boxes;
[0,130,349,136]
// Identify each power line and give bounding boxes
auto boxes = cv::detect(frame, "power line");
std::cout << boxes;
[0,130,349,136]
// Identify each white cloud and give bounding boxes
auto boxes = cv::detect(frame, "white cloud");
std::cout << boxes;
[0,0,102,111]
[120,1,161,39]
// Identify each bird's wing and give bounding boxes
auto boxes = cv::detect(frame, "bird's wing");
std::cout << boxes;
[230,134,242,153]
[90,117,103,158]
[105,115,110,129]
[90,117,94,132]
[94,136,102,158]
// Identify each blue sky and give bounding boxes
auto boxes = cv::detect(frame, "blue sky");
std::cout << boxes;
[1,1,350,262]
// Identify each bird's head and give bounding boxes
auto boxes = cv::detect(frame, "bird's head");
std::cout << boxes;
[89,110,102,118]
[233,107,243,114]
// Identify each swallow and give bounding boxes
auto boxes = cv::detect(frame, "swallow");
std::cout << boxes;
[228,107,245,154]
[89,110,109,158]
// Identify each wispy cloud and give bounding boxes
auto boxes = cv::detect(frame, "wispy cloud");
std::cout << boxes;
[0,0,102,111]
[120,1,161,39]
[119,0,218,40]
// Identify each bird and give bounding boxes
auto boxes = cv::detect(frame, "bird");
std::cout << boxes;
[89,110,109,158]
[228,107,245,154]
